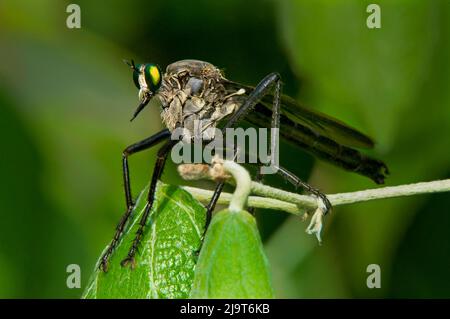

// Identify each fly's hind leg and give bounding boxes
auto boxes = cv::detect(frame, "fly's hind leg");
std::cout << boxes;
[276,165,332,213]
[99,129,171,272]
[204,72,283,226]
[253,73,331,214]
[207,71,331,220]
[247,167,264,215]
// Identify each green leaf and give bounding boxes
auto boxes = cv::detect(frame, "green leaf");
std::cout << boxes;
[190,209,274,299]
[82,183,206,299]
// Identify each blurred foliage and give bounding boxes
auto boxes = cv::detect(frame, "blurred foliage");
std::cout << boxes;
[0,0,449,298]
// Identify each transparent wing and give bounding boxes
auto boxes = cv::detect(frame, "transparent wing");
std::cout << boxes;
[225,81,375,149]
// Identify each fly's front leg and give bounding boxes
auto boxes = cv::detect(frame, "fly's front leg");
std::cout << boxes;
[99,129,171,272]
[121,139,178,269]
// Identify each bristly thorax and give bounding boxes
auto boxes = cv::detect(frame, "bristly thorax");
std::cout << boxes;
[156,60,245,140]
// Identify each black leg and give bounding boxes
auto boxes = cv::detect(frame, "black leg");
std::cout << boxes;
[247,167,264,215]
[203,182,225,233]
[223,73,281,130]
[262,75,332,212]
[99,129,171,272]
[247,72,281,214]
[276,165,332,212]
[207,72,331,219]
[205,73,282,222]
[121,139,178,268]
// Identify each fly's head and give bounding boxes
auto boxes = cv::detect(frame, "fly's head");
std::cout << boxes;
[124,59,162,121]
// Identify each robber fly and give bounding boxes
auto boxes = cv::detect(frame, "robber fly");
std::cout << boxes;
[99,59,388,271]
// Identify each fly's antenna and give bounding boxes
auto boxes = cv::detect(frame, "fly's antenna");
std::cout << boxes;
[123,59,137,70]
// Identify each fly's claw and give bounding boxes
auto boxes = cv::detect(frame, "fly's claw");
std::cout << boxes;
[99,258,109,273]
[316,192,332,214]
[306,186,332,215]
[98,249,113,272]
[120,256,136,269]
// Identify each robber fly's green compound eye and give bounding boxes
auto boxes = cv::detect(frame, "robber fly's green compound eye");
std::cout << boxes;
[132,68,141,89]
[143,64,162,92]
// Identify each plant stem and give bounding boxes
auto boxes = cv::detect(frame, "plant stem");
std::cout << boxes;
[221,160,252,212]
[183,179,450,215]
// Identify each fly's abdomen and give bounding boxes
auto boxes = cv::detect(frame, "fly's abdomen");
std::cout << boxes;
[283,124,388,184]
[248,104,389,184]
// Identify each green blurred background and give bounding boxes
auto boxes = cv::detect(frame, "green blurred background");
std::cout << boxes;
[0,0,449,298]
